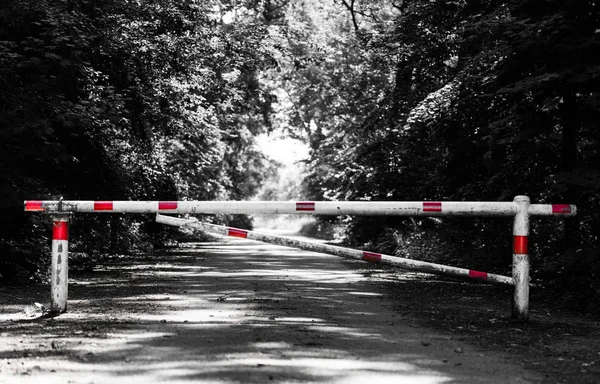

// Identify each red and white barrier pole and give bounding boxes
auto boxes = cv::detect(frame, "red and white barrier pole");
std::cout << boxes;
[50,214,70,314]
[512,196,530,321]
[23,197,575,319]
[155,214,514,286]
[24,200,577,217]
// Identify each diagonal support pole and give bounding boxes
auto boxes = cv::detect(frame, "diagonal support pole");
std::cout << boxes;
[156,214,514,286]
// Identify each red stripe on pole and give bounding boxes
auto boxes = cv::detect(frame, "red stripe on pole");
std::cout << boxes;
[362,251,382,263]
[94,201,113,211]
[52,221,68,241]
[552,204,571,214]
[159,201,178,210]
[423,202,442,212]
[296,202,315,211]
[469,270,488,281]
[513,235,528,254]
[228,228,248,238]
[25,201,44,211]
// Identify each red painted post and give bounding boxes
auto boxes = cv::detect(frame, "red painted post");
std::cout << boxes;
[50,214,70,314]
[512,196,530,321]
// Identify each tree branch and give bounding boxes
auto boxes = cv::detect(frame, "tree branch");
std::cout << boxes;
[340,0,360,32]
[391,0,409,12]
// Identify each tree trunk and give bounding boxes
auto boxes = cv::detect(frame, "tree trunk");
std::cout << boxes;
[560,91,580,247]
[110,215,120,253]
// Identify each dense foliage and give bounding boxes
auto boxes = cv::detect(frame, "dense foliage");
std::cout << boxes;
[275,0,600,310]
[0,0,277,280]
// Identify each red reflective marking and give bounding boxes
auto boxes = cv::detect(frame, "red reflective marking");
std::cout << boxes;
[159,201,178,210]
[94,201,113,211]
[25,201,44,211]
[296,202,315,211]
[469,270,488,280]
[513,235,529,254]
[552,204,571,214]
[362,251,382,263]
[423,202,442,212]
[228,228,248,238]
[94,201,114,211]
[52,221,69,241]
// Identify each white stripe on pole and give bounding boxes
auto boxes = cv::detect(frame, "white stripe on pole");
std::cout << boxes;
[24,200,577,217]
[155,214,514,286]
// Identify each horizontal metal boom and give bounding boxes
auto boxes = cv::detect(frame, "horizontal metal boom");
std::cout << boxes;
[24,200,576,217]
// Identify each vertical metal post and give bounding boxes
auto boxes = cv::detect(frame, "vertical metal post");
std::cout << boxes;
[512,195,530,321]
[50,214,70,314]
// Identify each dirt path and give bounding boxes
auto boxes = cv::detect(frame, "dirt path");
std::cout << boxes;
[0,235,597,383]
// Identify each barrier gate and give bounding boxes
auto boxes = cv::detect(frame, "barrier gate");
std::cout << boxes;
[24,195,576,321]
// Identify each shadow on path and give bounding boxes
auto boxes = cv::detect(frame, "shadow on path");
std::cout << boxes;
[0,238,538,383]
